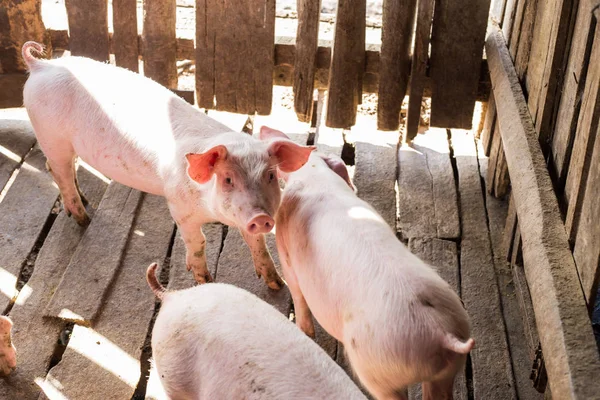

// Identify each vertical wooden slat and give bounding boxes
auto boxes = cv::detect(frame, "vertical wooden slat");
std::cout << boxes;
[552,0,600,185]
[564,18,600,241]
[196,0,276,115]
[429,0,491,129]
[325,0,366,128]
[573,120,600,307]
[65,0,109,61]
[513,0,539,81]
[377,0,417,131]
[490,0,508,23]
[405,0,434,141]
[502,0,519,42]
[112,0,139,72]
[293,0,322,122]
[508,0,526,60]
[481,94,497,156]
[143,0,177,88]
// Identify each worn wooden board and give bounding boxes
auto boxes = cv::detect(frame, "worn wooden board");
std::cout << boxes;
[551,0,599,184]
[40,194,173,400]
[406,0,434,141]
[398,128,460,240]
[377,0,417,131]
[502,0,519,42]
[325,0,366,128]
[44,183,143,325]
[493,122,510,198]
[215,230,290,315]
[353,132,398,229]
[452,129,517,399]
[481,94,497,156]
[490,0,508,24]
[573,120,600,307]
[112,0,139,72]
[564,21,600,242]
[0,145,58,313]
[142,0,177,88]
[480,145,543,400]
[513,0,538,80]
[508,0,527,60]
[486,120,502,195]
[503,196,518,263]
[0,73,30,109]
[196,0,275,115]
[0,113,37,191]
[0,168,107,400]
[293,0,321,122]
[486,27,600,398]
[64,0,109,61]
[407,237,467,400]
[429,0,491,129]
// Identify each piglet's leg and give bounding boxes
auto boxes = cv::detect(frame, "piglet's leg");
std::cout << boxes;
[283,260,314,338]
[45,153,89,226]
[171,209,212,284]
[240,231,284,290]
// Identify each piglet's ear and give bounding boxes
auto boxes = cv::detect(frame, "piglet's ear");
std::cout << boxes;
[323,155,355,191]
[268,140,315,173]
[185,145,228,184]
[259,126,290,141]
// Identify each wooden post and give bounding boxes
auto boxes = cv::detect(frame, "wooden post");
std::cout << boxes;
[65,0,109,61]
[325,0,366,128]
[377,0,417,131]
[112,0,139,72]
[293,0,322,122]
[143,0,177,88]
[486,26,600,399]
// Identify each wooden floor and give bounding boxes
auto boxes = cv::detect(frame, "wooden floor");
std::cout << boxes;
[0,106,542,400]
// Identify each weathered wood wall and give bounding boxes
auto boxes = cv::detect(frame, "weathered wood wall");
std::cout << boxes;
[484,0,600,397]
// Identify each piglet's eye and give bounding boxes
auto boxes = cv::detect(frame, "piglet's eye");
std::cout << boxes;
[269,172,275,182]
[225,177,232,185]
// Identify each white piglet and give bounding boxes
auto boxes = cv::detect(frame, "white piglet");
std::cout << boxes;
[262,127,475,400]
[145,264,367,400]
[21,42,314,287]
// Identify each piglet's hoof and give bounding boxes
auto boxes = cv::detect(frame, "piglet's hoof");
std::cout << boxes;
[192,269,214,285]
[264,271,284,291]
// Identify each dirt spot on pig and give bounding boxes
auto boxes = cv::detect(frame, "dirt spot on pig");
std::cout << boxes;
[194,249,205,258]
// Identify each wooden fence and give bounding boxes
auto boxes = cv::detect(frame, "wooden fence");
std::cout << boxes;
[1,0,492,139]
[484,0,600,397]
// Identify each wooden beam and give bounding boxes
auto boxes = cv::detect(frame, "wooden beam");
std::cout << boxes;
[486,25,600,398]
[64,0,109,61]
[112,0,139,72]
[143,0,177,88]
[377,0,417,131]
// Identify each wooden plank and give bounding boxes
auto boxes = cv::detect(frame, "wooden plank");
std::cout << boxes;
[429,0,491,129]
[398,128,460,240]
[354,132,398,229]
[493,122,511,198]
[44,183,143,325]
[486,119,502,194]
[0,0,48,73]
[0,168,107,400]
[0,145,58,313]
[40,194,173,400]
[377,0,417,131]
[452,129,516,399]
[325,0,366,128]
[64,0,109,61]
[573,120,600,307]
[525,0,577,146]
[293,0,322,122]
[481,94,497,156]
[0,73,29,109]
[486,27,600,398]
[490,0,508,24]
[405,0,434,141]
[551,0,599,184]
[480,145,543,400]
[502,0,519,42]
[0,113,37,191]
[513,0,539,81]
[196,0,275,115]
[564,19,600,241]
[142,0,177,88]
[112,0,139,72]
[503,196,518,262]
[407,237,467,400]
[508,0,526,60]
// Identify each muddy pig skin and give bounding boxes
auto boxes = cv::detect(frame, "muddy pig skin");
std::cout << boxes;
[263,127,475,400]
[21,41,314,287]
[145,264,367,400]
[0,316,16,376]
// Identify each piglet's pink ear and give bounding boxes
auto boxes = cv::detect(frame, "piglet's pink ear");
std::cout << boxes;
[268,140,315,173]
[323,155,355,191]
[186,145,228,184]
[259,126,290,141]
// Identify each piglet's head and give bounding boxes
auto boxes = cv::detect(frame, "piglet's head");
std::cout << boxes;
[0,316,16,376]
[186,136,314,235]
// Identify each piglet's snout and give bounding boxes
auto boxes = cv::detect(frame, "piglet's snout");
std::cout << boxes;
[246,214,274,234]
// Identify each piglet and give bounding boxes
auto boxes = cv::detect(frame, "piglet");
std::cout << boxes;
[145,263,367,400]
[0,316,16,376]
[21,42,314,287]
[263,127,475,400]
